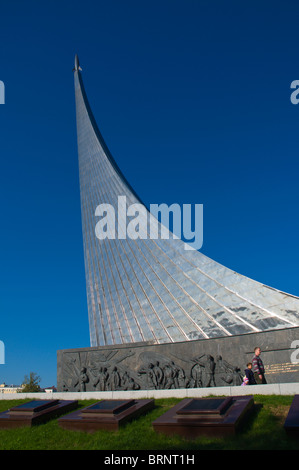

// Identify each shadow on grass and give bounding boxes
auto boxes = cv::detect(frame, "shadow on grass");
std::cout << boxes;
[237,402,263,434]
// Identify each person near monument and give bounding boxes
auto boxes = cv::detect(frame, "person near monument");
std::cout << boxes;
[252,347,267,384]
[242,362,256,385]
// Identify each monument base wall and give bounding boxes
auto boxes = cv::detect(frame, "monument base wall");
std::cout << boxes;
[57,327,299,392]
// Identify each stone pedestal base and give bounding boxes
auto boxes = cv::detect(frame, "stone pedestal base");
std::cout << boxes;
[57,327,299,392]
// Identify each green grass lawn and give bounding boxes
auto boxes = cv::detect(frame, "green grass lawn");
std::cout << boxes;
[0,395,298,450]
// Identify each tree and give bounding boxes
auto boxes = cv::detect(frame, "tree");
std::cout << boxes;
[21,372,41,393]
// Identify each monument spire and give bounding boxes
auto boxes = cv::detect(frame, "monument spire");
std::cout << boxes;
[73,54,82,72]
[74,57,299,348]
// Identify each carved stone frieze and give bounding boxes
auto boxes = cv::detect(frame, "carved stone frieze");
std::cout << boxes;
[57,327,299,391]
[58,347,243,392]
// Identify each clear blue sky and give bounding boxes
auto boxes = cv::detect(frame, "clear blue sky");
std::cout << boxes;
[1,1,299,387]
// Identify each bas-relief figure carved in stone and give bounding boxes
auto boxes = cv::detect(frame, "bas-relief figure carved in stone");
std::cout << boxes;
[59,348,243,392]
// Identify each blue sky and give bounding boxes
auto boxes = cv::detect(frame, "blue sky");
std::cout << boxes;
[1,1,299,387]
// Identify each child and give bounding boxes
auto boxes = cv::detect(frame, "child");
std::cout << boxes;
[242,362,256,385]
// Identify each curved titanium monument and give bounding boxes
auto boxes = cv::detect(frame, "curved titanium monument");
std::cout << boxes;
[74,55,299,348]
[57,56,299,391]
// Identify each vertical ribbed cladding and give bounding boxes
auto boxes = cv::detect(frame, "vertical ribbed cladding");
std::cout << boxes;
[73,57,299,348]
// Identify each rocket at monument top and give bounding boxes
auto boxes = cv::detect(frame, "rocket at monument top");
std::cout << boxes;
[73,54,82,72]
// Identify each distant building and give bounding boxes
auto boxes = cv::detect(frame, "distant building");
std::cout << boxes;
[0,383,24,394]
[42,386,57,393]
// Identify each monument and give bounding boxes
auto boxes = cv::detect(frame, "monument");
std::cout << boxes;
[152,396,254,438]
[284,395,299,437]
[0,399,78,429]
[58,398,155,432]
[57,56,299,391]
